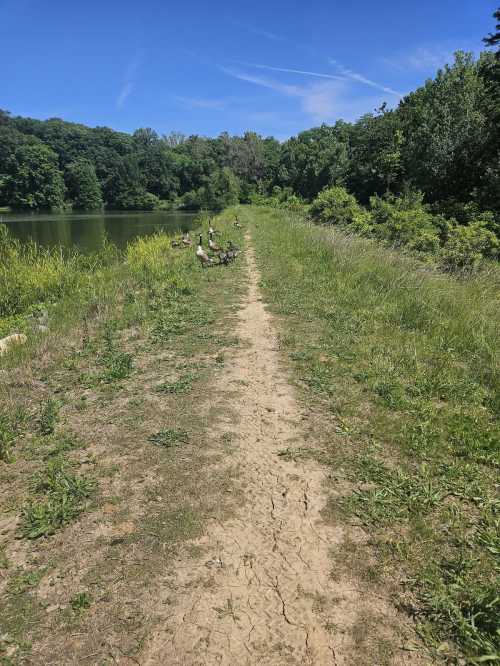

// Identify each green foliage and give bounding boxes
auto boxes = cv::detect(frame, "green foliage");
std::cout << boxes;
[156,372,195,394]
[309,186,367,226]
[65,158,102,210]
[0,224,120,319]
[38,398,59,436]
[99,324,133,382]
[399,52,488,202]
[5,143,65,210]
[251,206,500,661]
[148,428,188,448]
[440,222,500,271]
[21,459,96,538]
[309,188,497,267]
[183,167,240,211]
[369,194,441,252]
[70,592,92,612]
[0,412,17,462]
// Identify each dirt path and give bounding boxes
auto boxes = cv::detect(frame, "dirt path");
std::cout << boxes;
[142,236,418,666]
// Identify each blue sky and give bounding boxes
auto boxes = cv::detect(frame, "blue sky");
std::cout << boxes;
[1,0,497,139]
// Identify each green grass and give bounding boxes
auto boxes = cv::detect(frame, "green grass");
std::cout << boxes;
[156,371,195,394]
[70,591,92,613]
[21,459,96,539]
[148,428,188,448]
[249,206,500,664]
[38,398,60,436]
[0,211,246,662]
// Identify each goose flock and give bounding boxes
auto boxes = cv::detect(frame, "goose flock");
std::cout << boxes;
[171,217,241,268]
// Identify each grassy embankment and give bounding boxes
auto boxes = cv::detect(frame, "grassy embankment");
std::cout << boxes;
[0,214,245,664]
[247,206,499,664]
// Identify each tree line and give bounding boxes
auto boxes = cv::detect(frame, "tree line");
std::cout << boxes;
[0,10,498,228]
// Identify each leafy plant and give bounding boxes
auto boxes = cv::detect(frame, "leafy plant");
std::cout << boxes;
[21,459,96,539]
[156,372,194,394]
[38,398,60,436]
[148,428,188,448]
[70,591,92,612]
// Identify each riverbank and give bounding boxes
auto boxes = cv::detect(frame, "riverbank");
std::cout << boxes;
[0,211,246,663]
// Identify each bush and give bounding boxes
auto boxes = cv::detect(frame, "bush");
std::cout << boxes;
[310,186,365,225]
[369,194,440,253]
[440,223,500,271]
[114,189,160,211]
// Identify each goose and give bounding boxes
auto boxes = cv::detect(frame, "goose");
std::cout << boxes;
[182,232,193,246]
[234,216,242,228]
[196,234,213,268]
[226,241,240,261]
[208,232,222,253]
[208,220,219,235]
[171,238,181,248]
[218,251,230,265]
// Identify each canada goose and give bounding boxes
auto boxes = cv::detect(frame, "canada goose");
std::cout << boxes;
[218,251,230,265]
[171,238,181,248]
[208,232,222,253]
[208,220,219,235]
[196,234,213,268]
[182,232,192,246]
[234,216,242,228]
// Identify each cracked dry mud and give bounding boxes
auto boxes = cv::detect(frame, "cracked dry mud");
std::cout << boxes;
[142,238,415,666]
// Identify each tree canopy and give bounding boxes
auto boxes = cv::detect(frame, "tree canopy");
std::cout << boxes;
[0,44,499,225]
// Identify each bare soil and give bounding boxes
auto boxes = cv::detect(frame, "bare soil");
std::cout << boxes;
[141,238,425,665]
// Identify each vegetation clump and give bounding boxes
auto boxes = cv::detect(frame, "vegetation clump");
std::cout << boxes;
[21,458,96,539]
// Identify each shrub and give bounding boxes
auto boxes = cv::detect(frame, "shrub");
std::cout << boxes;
[440,223,500,271]
[369,194,440,253]
[310,186,364,225]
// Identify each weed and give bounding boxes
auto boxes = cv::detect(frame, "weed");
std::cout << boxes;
[148,428,188,448]
[70,592,92,612]
[9,568,46,594]
[102,350,134,382]
[38,398,60,436]
[21,459,96,539]
[156,372,194,395]
[0,413,16,462]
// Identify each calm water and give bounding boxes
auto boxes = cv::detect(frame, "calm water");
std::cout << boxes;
[0,210,198,253]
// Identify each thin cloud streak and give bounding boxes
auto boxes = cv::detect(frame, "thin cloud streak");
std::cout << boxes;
[116,51,144,110]
[220,67,303,97]
[221,66,399,124]
[329,59,403,97]
[116,82,133,109]
[232,21,283,41]
[240,62,345,81]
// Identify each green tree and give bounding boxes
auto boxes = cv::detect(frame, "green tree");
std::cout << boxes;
[484,7,500,57]
[6,143,65,210]
[398,52,488,202]
[347,109,404,202]
[65,158,103,210]
[279,123,350,199]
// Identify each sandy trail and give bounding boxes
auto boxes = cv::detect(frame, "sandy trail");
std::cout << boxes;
[142,236,414,665]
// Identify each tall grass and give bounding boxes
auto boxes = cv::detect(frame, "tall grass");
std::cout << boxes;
[249,206,500,663]
[0,224,120,337]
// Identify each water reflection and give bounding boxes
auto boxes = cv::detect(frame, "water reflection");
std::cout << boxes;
[1,210,198,253]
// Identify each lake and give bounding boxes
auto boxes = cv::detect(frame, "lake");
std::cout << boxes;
[0,210,199,253]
